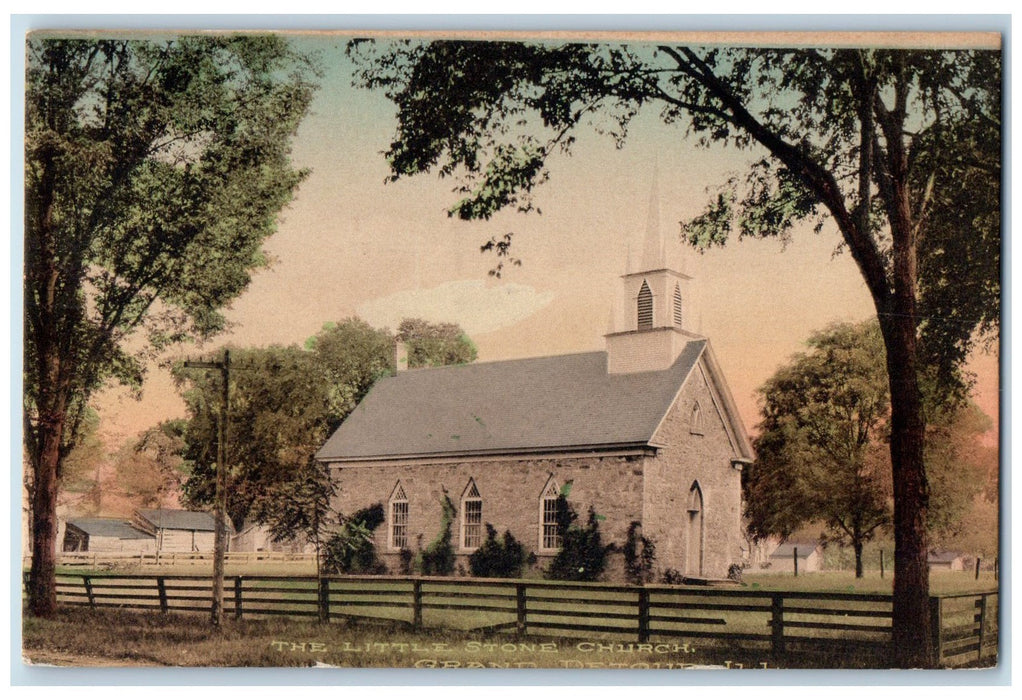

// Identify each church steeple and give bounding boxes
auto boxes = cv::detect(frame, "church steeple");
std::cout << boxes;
[605,173,702,375]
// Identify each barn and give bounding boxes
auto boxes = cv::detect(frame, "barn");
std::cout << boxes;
[62,517,155,554]
[928,550,966,571]
[317,217,754,582]
[132,509,230,553]
[768,541,825,574]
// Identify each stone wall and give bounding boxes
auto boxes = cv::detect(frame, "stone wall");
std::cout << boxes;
[330,453,645,577]
[641,357,744,579]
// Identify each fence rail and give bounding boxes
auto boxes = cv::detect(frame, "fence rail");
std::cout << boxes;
[51,551,317,567]
[38,572,996,668]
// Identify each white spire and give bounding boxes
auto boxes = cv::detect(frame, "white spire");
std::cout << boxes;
[641,164,666,271]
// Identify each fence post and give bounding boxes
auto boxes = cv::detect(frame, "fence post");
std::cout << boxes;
[770,593,784,658]
[793,547,798,577]
[83,576,95,608]
[516,583,527,636]
[976,594,988,662]
[637,588,650,643]
[318,577,330,623]
[929,596,943,666]
[157,577,168,613]
[234,576,244,620]
[412,578,423,630]
[880,550,885,579]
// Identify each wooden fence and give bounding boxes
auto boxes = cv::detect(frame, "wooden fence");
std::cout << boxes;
[41,572,997,668]
[53,551,318,567]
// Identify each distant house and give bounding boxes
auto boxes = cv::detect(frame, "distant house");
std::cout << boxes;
[768,541,824,573]
[132,509,231,553]
[928,550,966,571]
[62,518,155,554]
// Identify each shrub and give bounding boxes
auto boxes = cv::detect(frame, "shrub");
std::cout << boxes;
[623,521,657,584]
[323,503,386,574]
[661,568,684,585]
[545,496,614,582]
[727,563,744,583]
[419,493,457,575]
[469,524,527,578]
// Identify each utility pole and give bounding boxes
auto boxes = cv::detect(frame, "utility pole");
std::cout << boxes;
[184,349,230,627]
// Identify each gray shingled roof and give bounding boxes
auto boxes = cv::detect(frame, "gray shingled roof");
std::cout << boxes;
[317,342,706,461]
[66,518,152,540]
[137,509,220,532]
[770,542,822,558]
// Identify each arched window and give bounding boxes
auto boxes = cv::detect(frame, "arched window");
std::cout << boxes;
[388,482,409,550]
[637,280,653,330]
[690,401,704,435]
[540,477,562,551]
[461,479,483,550]
[673,283,683,328]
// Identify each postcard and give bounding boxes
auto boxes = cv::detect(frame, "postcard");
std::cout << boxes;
[18,25,1002,676]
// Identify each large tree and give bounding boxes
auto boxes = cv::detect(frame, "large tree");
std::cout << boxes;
[747,321,992,577]
[748,321,891,578]
[349,39,1001,666]
[24,35,317,617]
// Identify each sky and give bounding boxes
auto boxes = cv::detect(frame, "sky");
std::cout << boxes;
[90,32,1000,453]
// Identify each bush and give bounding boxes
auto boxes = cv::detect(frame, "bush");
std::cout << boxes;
[322,503,387,574]
[661,568,684,585]
[419,494,456,575]
[469,524,527,578]
[545,496,614,582]
[623,521,656,584]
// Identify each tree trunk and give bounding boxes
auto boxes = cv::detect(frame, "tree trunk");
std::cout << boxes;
[881,313,932,667]
[853,539,864,579]
[28,414,63,617]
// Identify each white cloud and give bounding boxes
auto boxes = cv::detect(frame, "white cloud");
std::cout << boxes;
[357,280,554,336]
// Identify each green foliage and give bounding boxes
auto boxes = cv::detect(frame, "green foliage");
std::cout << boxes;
[24,35,318,467]
[419,493,457,576]
[323,503,386,575]
[251,460,336,557]
[113,420,188,509]
[22,35,318,615]
[623,521,656,584]
[746,321,892,576]
[545,497,614,582]
[397,318,478,368]
[747,321,995,576]
[176,317,477,530]
[469,524,528,578]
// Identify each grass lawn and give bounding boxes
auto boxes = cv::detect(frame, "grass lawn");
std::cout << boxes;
[22,607,762,669]
[740,569,999,595]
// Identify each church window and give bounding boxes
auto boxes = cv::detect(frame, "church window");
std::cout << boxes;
[673,284,683,327]
[540,478,562,551]
[690,402,704,435]
[461,479,483,550]
[389,482,409,550]
[637,280,653,330]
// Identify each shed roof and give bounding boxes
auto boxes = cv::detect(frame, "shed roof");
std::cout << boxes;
[137,509,223,532]
[770,542,822,559]
[318,341,740,462]
[66,518,152,540]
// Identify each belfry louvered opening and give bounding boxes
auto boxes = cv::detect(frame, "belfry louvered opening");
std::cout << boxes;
[637,280,653,330]
[673,283,683,328]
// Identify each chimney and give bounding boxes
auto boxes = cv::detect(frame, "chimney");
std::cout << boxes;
[394,340,408,372]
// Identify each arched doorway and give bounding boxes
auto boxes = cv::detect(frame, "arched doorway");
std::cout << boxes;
[687,482,704,577]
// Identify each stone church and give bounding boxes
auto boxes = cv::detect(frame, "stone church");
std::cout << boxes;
[317,210,753,582]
